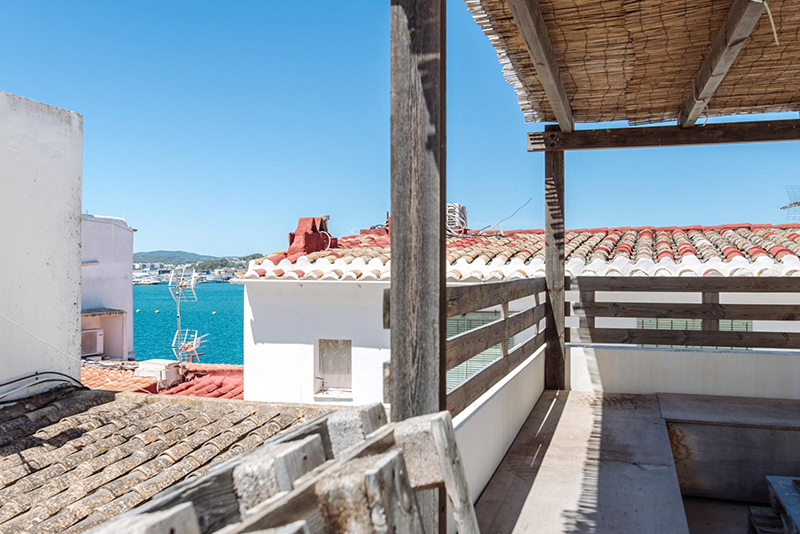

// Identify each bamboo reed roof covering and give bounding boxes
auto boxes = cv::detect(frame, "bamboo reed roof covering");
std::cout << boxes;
[465,0,800,124]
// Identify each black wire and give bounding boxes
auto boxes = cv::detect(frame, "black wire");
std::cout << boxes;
[0,379,87,406]
[0,371,85,391]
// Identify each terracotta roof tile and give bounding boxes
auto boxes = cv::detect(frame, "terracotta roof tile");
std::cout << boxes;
[0,387,326,532]
[80,362,246,401]
[244,223,800,281]
[161,365,244,400]
[80,366,157,393]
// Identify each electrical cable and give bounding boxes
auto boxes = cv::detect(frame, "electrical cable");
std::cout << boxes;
[0,311,154,397]
[0,378,88,404]
[0,370,85,390]
[477,197,533,234]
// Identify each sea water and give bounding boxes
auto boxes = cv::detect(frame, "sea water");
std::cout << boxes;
[133,283,244,364]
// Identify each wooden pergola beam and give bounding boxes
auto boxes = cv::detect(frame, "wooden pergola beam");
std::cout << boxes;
[528,119,800,151]
[507,0,574,133]
[678,0,766,128]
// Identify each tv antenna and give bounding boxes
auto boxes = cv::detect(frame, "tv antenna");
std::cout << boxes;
[781,186,800,220]
[168,267,207,363]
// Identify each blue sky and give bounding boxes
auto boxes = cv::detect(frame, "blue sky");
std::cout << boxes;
[3,1,799,257]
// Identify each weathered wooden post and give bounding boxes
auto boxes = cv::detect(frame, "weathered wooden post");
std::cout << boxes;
[544,125,566,390]
[390,0,447,530]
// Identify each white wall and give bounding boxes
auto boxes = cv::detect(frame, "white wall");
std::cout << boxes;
[446,346,546,533]
[243,281,391,404]
[242,280,541,405]
[81,214,135,359]
[570,345,800,400]
[0,92,83,395]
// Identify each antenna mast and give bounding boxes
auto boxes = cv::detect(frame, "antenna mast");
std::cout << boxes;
[168,267,206,363]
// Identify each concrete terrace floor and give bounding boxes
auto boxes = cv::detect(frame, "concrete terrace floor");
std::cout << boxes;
[476,390,691,533]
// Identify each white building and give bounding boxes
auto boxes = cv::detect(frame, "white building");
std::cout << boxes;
[81,214,136,360]
[0,91,83,398]
[239,218,800,407]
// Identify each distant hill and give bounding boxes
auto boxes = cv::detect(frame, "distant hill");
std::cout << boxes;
[133,250,220,264]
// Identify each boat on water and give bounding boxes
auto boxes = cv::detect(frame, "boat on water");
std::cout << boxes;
[133,276,162,285]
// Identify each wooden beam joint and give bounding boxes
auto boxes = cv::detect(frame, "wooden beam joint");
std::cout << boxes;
[528,119,800,152]
[678,0,767,128]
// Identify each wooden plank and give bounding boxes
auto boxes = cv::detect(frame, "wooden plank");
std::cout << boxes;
[107,413,332,534]
[505,0,573,132]
[580,290,595,328]
[658,394,800,431]
[570,327,800,349]
[544,138,566,390]
[567,276,800,293]
[390,0,447,426]
[274,435,327,492]
[383,288,390,330]
[328,403,388,458]
[92,502,202,534]
[430,412,480,534]
[257,521,311,534]
[231,427,397,533]
[447,331,545,417]
[385,279,546,323]
[702,292,720,331]
[747,506,783,534]
[571,301,800,321]
[678,0,766,128]
[363,450,425,533]
[529,119,800,152]
[446,278,545,317]
[445,304,546,371]
[767,477,800,534]
[501,302,510,374]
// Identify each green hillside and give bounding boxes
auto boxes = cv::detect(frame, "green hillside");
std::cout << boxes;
[133,250,220,264]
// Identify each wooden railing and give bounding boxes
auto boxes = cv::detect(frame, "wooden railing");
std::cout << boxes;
[568,276,800,350]
[384,277,548,417]
[445,278,548,416]
[445,278,547,416]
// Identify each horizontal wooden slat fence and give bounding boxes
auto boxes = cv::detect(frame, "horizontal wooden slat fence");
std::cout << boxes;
[385,278,548,417]
[446,278,547,416]
[568,276,800,350]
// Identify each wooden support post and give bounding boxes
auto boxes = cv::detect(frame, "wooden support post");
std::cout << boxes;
[544,124,566,390]
[702,292,720,335]
[391,1,446,531]
[501,302,510,375]
[579,291,595,330]
[390,0,446,419]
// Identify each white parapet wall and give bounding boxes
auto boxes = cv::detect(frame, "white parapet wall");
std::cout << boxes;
[449,346,546,532]
[570,345,800,400]
[0,92,83,395]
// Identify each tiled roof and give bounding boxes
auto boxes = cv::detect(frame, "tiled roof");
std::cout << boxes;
[80,365,158,393]
[162,364,244,400]
[243,224,800,281]
[0,386,327,533]
[81,363,246,400]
